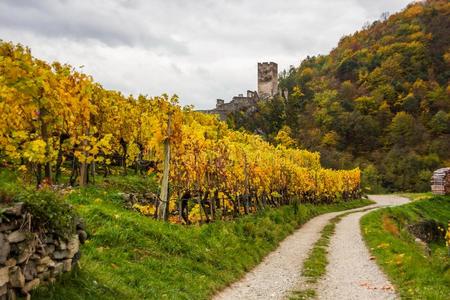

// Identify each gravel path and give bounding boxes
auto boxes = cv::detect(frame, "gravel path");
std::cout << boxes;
[213,204,381,300]
[316,195,410,300]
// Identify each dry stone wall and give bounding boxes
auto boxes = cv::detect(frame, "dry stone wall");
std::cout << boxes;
[0,203,86,299]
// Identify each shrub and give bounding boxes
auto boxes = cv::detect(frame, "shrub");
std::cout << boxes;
[0,170,22,204]
[17,189,78,238]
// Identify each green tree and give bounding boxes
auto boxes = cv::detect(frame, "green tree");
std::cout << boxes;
[429,110,450,134]
[387,112,421,147]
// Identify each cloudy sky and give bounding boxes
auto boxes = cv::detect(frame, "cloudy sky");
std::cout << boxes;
[0,0,412,109]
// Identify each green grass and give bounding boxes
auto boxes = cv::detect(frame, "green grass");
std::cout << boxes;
[31,188,372,299]
[289,288,316,300]
[301,217,338,282]
[361,195,450,300]
[398,192,434,202]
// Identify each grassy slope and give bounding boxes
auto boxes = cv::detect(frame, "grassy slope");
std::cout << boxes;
[361,195,450,299]
[397,192,434,202]
[23,177,373,300]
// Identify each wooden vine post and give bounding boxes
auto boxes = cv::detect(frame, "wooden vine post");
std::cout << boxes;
[79,127,89,187]
[158,111,172,221]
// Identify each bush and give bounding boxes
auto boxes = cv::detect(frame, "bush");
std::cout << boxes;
[362,164,385,193]
[0,170,78,237]
[0,170,23,204]
[18,189,78,238]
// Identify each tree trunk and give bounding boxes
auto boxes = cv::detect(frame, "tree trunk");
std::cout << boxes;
[180,191,190,224]
[103,160,109,178]
[120,138,128,176]
[153,198,160,219]
[38,104,52,185]
[36,164,42,187]
[69,156,78,186]
[177,190,182,222]
[79,160,88,186]
[243,194,249,215]
[236,194,241,216]
[222,196,226,218]
[201,191,210,223]
[211,190,219,220]
[54,134,66,183]
[79,129,89,187]
[91,161,96,184]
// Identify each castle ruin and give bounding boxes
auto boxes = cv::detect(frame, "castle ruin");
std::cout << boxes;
[258,62,278,99]
[203,62,278,120]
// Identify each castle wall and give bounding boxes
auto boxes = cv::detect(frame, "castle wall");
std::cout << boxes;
[201,62,278,119]
[206,91,258,120]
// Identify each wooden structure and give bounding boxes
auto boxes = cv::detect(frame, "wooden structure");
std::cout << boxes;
[431,167,450,195]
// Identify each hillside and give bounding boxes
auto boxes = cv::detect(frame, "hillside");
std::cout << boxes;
[361,194,450,299]
[231,0,450,192]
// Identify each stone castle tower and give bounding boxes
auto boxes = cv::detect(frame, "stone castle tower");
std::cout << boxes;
[257,62,278,99]
[200,62,279,120]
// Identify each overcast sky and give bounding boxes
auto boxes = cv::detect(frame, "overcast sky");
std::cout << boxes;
[1,0,413,109]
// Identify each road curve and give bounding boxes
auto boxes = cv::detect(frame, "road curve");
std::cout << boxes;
[213,204,380,300]
[316,195,409,300]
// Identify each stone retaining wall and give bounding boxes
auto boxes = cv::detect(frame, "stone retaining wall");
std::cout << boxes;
[0,203,87,299]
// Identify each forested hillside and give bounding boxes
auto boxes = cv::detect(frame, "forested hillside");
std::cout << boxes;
[231,0,450,192]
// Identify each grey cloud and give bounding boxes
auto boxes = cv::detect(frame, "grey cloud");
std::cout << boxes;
[171,63,183,75]
[0,0,413,109]
[0,0,189,54]
[354,0,412,17]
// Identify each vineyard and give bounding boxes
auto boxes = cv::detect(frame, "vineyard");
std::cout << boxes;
[0,41,360,224]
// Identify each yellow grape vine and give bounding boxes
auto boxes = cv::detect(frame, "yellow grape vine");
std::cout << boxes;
[0,41,361,223]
